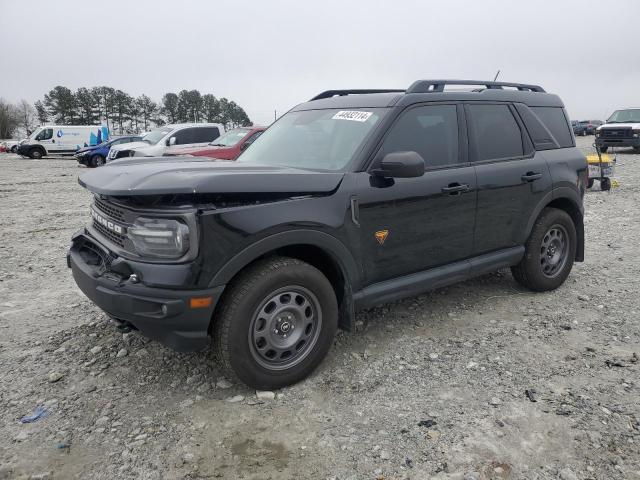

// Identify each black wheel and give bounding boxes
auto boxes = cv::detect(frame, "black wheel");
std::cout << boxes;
[587,178,594,189]
[29,148,43,159]
[601,177,611,191]
[511,208,576,292]
[90,154,105,168]
[10,145,17,153]
[599,146,608,153]
[213,256,338,389]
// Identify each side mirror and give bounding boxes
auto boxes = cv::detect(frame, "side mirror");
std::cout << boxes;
[372,151,425,178]
[168,137,176,146]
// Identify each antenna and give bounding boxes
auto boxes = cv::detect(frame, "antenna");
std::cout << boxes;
[493,70,501,81]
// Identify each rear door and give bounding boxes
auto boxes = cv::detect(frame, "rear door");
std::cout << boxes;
[355,103,477,285]
[466,103,552,255]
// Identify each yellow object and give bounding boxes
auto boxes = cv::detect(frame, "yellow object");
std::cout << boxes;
[586,153,614,165]
[612,179,620,188]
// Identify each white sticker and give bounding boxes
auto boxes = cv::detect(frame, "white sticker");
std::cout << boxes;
[332,111,373,122]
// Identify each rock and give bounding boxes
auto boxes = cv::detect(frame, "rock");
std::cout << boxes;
[135,348,148,357]
[48,371,64,383]
[53,347,66,354]
[429,353,439,360]
[95,416,110,426]
[179,399,194,408]
[559,468,578,480]
[374,468,383,475]
[578,294,590,301]
[28,473,52,480]
[426,430,441,440]
[14,431,28,442]
[225,395,244,403]
[216,378,233,389]
[466,361,478,369]
[90,346,102,355]
[116,349,128,358]
[256,390,276,401]
[182,452,197,464]
[134,433,148,441]
[380,450,391,460]
[489,397,502,406]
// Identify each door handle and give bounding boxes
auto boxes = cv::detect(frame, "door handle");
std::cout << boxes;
[521,172,542,182]
[441,183,470,195]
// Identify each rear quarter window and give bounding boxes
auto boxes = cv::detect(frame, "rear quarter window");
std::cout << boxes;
[530,107,574,148]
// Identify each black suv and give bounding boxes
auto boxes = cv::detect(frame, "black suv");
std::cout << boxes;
[68,80,587,389]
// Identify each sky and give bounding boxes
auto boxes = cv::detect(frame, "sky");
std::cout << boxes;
[1,0,639,126]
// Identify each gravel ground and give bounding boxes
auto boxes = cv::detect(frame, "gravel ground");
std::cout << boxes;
[0,137,638,480]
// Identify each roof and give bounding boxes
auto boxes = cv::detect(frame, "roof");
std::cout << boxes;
[163,123,225,128]
[292,79,565,112]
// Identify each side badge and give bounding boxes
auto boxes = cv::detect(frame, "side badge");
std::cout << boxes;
[375,230,389,245]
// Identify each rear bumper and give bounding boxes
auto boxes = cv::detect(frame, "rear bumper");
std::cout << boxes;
[67,231,223,351]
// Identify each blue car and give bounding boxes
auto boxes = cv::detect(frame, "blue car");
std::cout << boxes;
[75,135,142,167]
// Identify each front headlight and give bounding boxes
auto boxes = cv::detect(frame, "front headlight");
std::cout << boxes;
[128,217,190,259]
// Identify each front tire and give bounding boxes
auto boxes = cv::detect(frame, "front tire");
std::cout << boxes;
[511,208,577,292]
[29,148,43,159]
[89,154,105,168]
[213,257,338,390]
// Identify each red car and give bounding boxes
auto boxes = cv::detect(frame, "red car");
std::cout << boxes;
[165,126,265,160]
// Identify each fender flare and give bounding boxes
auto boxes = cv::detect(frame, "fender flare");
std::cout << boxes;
[208,229,360,290]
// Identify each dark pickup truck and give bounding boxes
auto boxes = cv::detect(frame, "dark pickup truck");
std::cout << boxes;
[68,79,587,389]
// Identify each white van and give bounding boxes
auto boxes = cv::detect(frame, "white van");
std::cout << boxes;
[107,123,224,161]
[17,125,109,159]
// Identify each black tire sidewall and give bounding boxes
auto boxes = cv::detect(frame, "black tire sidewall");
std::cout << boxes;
[30,148,43,159]
[519,209,577,291]
[220,260,338,389]
[91,155,105,168]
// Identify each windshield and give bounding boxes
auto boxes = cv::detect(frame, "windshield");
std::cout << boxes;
[142,127,173,144]
[209,128,250,147]
[237,108,386,171]
[607,109,640,123]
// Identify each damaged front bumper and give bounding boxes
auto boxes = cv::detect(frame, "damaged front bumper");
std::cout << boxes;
[67,230,223,351]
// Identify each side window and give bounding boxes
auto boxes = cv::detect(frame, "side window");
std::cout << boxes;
[379,105,459,168]
[244,131,263,146]
[530,107,574,148]
[194,127,220,143]
[36,129,53,141]
[173,128,195,145]
[467,104,523,161]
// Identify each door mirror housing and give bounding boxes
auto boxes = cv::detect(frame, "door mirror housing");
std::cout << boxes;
[372,151,425,178]
[167,136,177,146]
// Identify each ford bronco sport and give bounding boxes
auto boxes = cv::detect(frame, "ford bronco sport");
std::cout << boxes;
[68,79,587,389]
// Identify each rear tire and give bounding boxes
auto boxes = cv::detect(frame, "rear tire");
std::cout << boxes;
[213,256,338,390]
[601,177,611,191]
[511,208,577,292]
[89,154,105,168]
[29,148,43,159]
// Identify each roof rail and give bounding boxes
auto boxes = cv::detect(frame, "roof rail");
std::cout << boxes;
[406,79,545,93]
[310,89,405,101]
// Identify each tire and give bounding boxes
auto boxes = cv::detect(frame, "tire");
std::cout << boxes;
[601,177,611,191]
[213,256,338,390]
[29,148,43,159]
[511,207,577,292]
[89,154,105,168]
[599,146,608,153]
[587,178,594,189]
[10,145,17,153]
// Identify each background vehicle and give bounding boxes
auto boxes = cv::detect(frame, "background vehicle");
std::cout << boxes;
[17,125,109,159]
[165,127,265,160]
[107,123,224,161]
[69,79,586,390]
[595,108,640,153]
[582,120,603,134]
[75,135,141,167]
[0,140,20,153]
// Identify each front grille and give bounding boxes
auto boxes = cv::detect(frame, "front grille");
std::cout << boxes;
[601,128,633,139]
[94,198,125,221]
[93,219,126,247]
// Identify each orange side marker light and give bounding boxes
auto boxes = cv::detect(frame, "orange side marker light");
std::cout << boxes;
[190,297,213,309]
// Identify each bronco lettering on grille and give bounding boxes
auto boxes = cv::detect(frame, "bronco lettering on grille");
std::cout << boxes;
[91,209,126,235]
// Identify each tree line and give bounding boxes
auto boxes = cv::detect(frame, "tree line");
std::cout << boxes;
[0,86,253,139]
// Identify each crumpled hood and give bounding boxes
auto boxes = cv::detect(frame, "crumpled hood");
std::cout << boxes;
[78,157,345,196]
[111,141,150,152]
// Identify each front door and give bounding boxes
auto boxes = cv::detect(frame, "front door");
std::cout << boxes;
[354,104,477,285]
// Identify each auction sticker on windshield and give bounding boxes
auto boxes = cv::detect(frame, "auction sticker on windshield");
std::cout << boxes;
[332,111,373,122]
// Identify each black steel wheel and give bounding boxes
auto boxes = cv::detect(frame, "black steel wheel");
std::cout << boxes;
[90,154,105,168]
[512,207,577,291]
[214,256,338,389]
